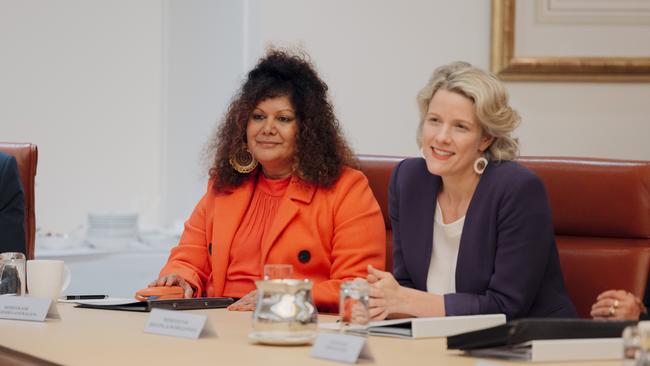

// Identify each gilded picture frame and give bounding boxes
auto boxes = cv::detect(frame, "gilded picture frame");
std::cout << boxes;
[491,0,650,81]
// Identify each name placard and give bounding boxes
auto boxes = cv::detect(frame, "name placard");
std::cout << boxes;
[311,333,373,364]
[0,296,52,322]
[144,308,215,339]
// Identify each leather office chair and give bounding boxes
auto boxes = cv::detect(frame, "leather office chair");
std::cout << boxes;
[0,142,38,259]
[356,155,404,273]
[518,157,650,318]
[357,154,650,318]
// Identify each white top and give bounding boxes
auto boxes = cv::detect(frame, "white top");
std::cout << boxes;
[426,200,465,294]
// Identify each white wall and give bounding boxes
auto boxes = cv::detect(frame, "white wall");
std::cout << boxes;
[246,0,493,157]
[247,0,650,160]
[161,0,245,227]
[2,0,649,235]
[0,0,163,233]
[510,82,650,159]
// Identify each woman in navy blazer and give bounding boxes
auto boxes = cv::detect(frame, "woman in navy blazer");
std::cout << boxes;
[367,62,576,320]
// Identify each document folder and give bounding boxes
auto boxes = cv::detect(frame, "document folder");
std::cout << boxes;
[319,314,506,338]
[367,314,506,338]
[74,297,235,312]
[447,318,635,350]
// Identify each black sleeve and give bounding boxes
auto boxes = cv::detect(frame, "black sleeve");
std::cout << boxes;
[389,159,415,288]
[0,154,26,255]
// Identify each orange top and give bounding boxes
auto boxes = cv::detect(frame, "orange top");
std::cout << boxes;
[222,175,290,298]
[158,167,385,312]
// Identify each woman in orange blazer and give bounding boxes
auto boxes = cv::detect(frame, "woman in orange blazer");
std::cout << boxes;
[146,49,385,312]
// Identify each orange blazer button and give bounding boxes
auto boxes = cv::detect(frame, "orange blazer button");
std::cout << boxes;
[298,250,311,263]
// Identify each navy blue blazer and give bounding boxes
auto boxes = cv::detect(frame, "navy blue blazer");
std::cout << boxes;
[0,152,26,255]
[389,158,577,320]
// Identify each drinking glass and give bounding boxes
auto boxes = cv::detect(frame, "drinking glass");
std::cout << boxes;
[339,278,370,334]
[0,252,26,296]
[263,264,293,280]
[624,324,641,366]
[625,321,650,366]
[251,279,318,345]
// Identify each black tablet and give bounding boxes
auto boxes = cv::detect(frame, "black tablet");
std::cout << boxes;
[74,297,236,312]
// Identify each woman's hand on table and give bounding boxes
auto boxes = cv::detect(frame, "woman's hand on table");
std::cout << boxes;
[228,290,257,311]
[367,265,405,320]
[148,274,194,298]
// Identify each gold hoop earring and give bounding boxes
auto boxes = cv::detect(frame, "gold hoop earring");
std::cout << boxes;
[473,156,488,175]
[229,146,258,174]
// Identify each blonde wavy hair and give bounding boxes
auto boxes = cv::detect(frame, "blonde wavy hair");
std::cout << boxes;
[416,61,520,161]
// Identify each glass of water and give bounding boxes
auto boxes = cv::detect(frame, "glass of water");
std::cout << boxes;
[624,321,650,366]
[0,252,26,296]
[339,278,370,334]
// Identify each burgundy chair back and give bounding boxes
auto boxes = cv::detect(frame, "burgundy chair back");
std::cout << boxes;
[518,157,650,318]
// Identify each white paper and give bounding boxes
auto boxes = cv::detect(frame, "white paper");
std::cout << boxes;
[467,338,623,362]
[530,338,622,362]
[144,308,214,339]
[311,333,373,364]
[0,296,53,322]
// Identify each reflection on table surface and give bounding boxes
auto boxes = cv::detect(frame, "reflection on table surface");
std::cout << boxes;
[0,303,621,366]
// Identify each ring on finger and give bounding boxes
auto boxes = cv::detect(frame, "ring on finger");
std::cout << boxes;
[614,300,620,308]
[609,306,616,316]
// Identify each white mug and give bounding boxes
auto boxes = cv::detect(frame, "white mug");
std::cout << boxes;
[26,260,71,300]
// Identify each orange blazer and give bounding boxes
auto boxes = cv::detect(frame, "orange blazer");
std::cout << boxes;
[159,167,386,311]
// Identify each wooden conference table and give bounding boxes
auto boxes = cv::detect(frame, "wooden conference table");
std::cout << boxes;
[0,303,620,366]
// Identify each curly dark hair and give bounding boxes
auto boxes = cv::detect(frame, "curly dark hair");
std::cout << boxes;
[208,49,356,191]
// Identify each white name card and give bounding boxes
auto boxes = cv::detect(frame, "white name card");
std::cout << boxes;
[0,296,53,322]
[311,333,374,364]
[144,308,215,339]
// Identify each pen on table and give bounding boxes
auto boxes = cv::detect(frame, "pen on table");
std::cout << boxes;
[63,295,108,300]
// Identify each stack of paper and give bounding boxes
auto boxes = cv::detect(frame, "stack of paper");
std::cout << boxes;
[467,338,623,362]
